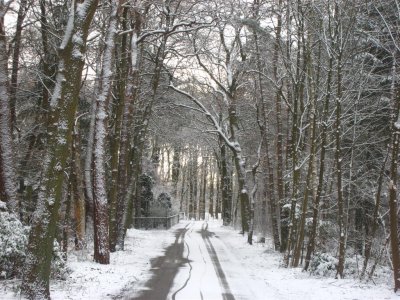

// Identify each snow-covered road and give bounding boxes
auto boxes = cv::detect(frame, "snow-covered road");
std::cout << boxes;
[120,220,397,300]
[2,219,395,299]
[128,220,281,300]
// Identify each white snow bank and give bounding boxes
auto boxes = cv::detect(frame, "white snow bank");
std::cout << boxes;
[206,219,399,300]
[0,224,180,299]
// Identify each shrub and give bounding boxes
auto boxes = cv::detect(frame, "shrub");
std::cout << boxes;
[51,240,69,280]
[0,209,69,280]
[0,211,28,279]
[309,252,338,277]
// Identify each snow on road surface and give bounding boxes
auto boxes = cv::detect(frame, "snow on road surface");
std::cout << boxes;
[165,221,267,300]
[120,220,397,300]
[0,219,398,299]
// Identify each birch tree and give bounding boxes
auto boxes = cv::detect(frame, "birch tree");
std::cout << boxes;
[92,0,120,264]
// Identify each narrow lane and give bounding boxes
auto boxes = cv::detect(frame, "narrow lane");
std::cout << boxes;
[127,220,266,300]
[200,222,235,300]
[170,221,224,300]
[129,223,192,300]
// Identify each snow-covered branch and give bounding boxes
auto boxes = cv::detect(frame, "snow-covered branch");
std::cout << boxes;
[373,4,400,53]
[59,0,75,51]
[118,21,215,44]
[174,103,205,115]
[168,84,235,150]
[0,0,13,17]
[193,46,229,96]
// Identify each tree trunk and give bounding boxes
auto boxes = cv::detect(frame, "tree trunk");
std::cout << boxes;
[361,152,388,278]
[71,119,85,250]
[180,163,186,213]
[199,156,207,220]
[109,6,129,252]
[274,0,285,252]
[252,0,280,249]
[92,0,119,264]
[220,139,232,225]
[285,7,305,262]
[115,7,143,250]
[22,0,98,297]
[0,2,17,212]
[334,4,345,277]
[209,161,214,218]
[388,60,400,292]
[304,54,334,272]
[9,0,28,132]
[292,43,318,268]
[292,22,320,267]
[172,147,181,199]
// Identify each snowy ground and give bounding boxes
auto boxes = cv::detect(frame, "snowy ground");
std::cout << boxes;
[0,219,399,299]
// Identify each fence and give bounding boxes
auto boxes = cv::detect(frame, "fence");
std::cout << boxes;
[133,214,180,229]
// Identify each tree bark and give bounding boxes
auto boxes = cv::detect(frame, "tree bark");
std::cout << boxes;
[115,6,143,250]
[304,54,334,272]
[109,6,129,252]
[22,0,98,297]
[334,2,345,278]
[361,152,388,278]
[9,0,28,132]
[71,118,86,250]
[252,0,280,249]
[0,2,17,213]
[388,60,400,292]
[208,160,215,218]
[220,138,232,225]
[92,0,119,264]
[292,31,319,267]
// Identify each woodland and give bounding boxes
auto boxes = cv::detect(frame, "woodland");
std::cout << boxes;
[0,0,399,299]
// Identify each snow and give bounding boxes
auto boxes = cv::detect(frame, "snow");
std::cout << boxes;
[227,63,233,87]
[59,0,75,51]
[0,220,397,299]
[50,71,65,108]
[72,47,83,59]
[131,32,138,69]
[72,33,84,45]
[56,137,67,145]
[175,220,397,300]
[58,120,68,130]
[76,0,92,19]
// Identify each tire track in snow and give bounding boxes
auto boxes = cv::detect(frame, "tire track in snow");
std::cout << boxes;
[200,222,235,300]
[197,236,208,300]
[171,221,195,300]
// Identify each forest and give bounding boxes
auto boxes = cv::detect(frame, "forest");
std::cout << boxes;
[0,0,399,299]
